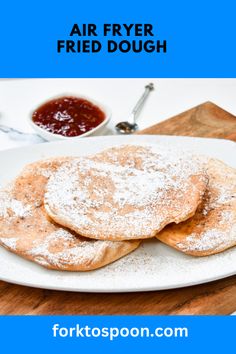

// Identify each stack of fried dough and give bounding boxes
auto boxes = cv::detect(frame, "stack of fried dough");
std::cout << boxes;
[0,144,235,271]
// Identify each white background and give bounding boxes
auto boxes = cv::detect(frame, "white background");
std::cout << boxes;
[0,78,235,150]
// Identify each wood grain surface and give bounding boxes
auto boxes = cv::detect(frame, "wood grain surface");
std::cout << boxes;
[139,101,236,141]
[0,101,235,315]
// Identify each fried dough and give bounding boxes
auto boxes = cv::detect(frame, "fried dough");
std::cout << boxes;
[0,158,140,271]
[156,159,236,256]
[45,145,208,241]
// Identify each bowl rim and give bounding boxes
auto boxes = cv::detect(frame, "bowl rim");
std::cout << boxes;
[28,93,112,140]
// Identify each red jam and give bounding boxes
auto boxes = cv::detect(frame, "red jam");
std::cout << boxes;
[32,96,106,137]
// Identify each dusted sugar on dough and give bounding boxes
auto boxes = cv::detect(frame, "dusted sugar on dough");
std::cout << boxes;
[156,158,236,256]
[0,158,140,271]
[45,144,208,241]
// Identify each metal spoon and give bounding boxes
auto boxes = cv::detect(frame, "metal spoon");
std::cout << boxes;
[115,82,154,134]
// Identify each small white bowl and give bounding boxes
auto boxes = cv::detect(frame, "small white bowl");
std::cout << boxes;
[28,94,112,141]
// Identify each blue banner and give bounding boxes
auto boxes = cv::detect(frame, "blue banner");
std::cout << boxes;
[0,315,234,353]
[0,0,235,77]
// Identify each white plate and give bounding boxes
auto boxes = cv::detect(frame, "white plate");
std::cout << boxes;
[0,135,236,292]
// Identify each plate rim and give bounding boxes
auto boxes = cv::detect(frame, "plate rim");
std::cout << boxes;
[0,134,235,292]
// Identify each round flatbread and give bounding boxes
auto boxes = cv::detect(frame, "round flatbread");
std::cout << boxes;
[156,158,236,256]
[0,158,140,271]
[45,145,208,241]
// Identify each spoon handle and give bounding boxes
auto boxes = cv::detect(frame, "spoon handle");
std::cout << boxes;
[131,83,154,123]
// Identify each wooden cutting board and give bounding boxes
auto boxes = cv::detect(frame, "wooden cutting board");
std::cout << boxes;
[139,101,236,140]
[0,101,235,315]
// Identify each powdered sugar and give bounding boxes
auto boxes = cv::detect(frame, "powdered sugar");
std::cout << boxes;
[102,241,236,286]
[0,190,31,218]
[45,144,207,240]
[0,157,139,271]
[178,229,234,252]
[0,135,235,291]
[176,159,236,253]
[28,228,125,269]
[0,237,18,250]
